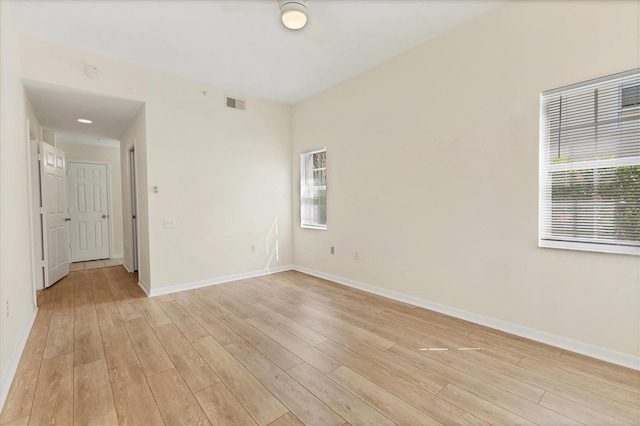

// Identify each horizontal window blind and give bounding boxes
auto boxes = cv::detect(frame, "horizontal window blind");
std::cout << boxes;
[301,148,327,229]
[540,69,640,254]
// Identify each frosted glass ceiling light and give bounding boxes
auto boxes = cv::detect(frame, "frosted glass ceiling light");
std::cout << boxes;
[280,0,308,30]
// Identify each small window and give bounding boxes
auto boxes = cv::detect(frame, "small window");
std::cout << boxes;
[301,148,327,229]
[539,69,640,255]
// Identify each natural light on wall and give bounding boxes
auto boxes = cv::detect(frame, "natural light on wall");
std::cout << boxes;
[265,216,279,269]
[539,68,640,255]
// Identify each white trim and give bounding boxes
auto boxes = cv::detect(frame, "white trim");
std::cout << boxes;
[25,120,39,303]
[138,278,150,296]
[122,262,133,273]
[539,239,640,256]
[127,141,140,275]
[113,260,640,370]
[149,265,294,297]
[293,266,640,371]
[301,147,327,156]
[108,161,116,260]
[301,224,327,231]
[0,308,38,413]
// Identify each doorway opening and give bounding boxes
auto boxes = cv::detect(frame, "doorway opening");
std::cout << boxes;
[24,80,146,294]
[129,145,139,272]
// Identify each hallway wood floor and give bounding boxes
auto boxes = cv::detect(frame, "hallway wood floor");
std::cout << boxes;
[0,266,638,425]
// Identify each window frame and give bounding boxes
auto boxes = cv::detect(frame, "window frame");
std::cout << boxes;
[538,69,640,256]
[300,147,327,230]
[620,81,640,111]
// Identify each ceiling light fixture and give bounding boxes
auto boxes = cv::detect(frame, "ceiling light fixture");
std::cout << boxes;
[77,118,92,124]
[280,0,308,30]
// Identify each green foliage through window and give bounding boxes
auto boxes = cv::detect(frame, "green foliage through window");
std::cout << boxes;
[550,162,640,243]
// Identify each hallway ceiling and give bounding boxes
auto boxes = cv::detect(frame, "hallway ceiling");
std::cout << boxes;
[24,80,144,141]
[11,0,503,104]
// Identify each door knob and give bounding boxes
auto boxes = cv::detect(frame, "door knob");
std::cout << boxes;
[102,214,107,218]
[64,218,71,222]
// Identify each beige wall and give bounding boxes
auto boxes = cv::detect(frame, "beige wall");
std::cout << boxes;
[0,1,36,400]
[292,0,640,360]
[19,36,293,292]
[56,141,124,258]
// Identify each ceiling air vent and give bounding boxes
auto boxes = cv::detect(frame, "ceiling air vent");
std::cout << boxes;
[225,96,246,111]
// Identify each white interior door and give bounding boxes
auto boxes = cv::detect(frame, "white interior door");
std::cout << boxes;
[68,162,111,262]
[30,139,44,289]
[40,141,70,287]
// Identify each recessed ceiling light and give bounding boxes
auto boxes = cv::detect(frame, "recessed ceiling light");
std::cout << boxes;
[77,118,92,124]
[280,1,308,30]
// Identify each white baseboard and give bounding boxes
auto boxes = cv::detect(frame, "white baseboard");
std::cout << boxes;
[138,278,150,296]
[111,253,124,259]
[148,264,294,297]
[293,266,640,371]
[126,261,638,370]
[0,307,38,413]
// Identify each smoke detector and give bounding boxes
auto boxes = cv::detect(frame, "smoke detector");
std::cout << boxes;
[84,64,99,79]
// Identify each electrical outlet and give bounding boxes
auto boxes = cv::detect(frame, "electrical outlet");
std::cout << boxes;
[251,244,256,253]
[163,218,176,228]
[354,251,359,260]
[330,246,335,255]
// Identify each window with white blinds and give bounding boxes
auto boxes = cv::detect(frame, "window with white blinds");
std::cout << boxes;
[301,148,327,229]
[539,69,640,255]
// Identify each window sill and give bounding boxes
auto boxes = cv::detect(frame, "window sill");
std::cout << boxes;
[539,239,640,256]
[301,224,327,230]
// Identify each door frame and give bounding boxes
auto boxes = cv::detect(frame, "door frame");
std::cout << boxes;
[26,119,43,298]
[67,159,115,261]
[127,142,139,272]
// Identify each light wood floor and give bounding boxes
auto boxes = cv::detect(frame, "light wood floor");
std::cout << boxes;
[1,267,638,425]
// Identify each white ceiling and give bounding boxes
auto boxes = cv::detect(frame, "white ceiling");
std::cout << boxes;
[11,0,504,105]
[24,80,144,141]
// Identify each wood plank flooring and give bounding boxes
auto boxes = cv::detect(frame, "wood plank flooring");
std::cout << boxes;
[1,267,639,425]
